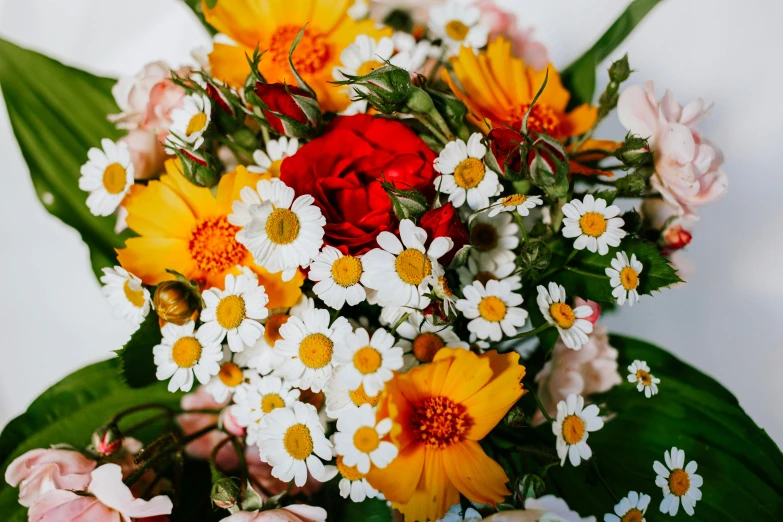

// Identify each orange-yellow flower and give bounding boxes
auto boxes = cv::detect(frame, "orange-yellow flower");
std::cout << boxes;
[367,348,526,521]
[443,38,598,138]
[202,0,391,112]
[117,159,303,308]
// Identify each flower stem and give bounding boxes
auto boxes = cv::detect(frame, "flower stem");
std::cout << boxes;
[513,212,529,244]
[564,266,609,279]
[413,113,448,145]
[504,323,553,342]
[532,390,555,423]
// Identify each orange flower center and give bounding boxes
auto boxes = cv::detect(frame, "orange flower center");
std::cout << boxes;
[218,362,244,387]
[636,369,652,386]
[353,426,381,453]
[261,392,285,414]
[669,469,690,497]
[264,314,289,345]
[620,267,640,290]
[102,163,128,194]
[453,157,486,189]
[411,396,472,449]
[268,25,330,75]
[513,103,564,137]
[579,212,608,237]
[349,384,381,408]
[549,302,576,329]
[299,333,334,369]
[475,271,498,286]
[188,216,247,276]
[470,223,498,251]
[336,455,365,481]
[395,249,432,285]
[561,414,585,445]
[353,347,383,374]
[123,280,146,308]
[412,333,446,363]
[621,508,644,522]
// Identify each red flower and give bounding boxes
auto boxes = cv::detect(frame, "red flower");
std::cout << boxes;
[662,224,692,253]
[254,82,321,137]
[488,127,524,174]
[418,203,468,265]
[281,115,438,255]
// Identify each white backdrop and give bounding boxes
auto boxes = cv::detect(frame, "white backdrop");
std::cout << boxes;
[1,0,782,444]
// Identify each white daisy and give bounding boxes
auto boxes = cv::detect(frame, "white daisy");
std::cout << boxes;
[334,404,397,473]
[153,321,222,392]
[274,307,352,392]
[428,0,489,54]
[553,393,604,467]
[468,210,519,266]
[389,32,433,74]
[396,315,468,369]
[235,312,290,375]
[99,266,150,326]
[333,34,396,115]
[324,367,383,420]
[257,401,332,487]
[235,178,326,282]
[166,93,211,152]
[456,254,521,292]
[333,327,403,396]
[334,455,379,502]
[247,137,298,178]
[456,280,528,342]
[204,348,258,403]
[79,138,134,217]
[488,193,544,218]
[604,491,651,522]
[438,504,482,522]
[199,273,269,353]
[627,360,660,398]
[361,219,453,308]
[424,263,458,317]
[537,283,594,350]
[562,194,627,255]
[654,447,703,516]
[434,133,502,211]
[309,246,367,310]
[232,375,300,446]
[605,251,643,306]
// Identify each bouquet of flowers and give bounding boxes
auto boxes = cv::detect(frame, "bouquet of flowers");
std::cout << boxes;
[1,0,780,521]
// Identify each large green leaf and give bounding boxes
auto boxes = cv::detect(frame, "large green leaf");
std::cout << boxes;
[0,38,129,279]
[561,0,662,107]
[542,334,783,519]
[0,359,181,521]
[116,312,163,388]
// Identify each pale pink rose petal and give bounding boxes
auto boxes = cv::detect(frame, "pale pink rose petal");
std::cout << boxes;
[119,129,167,180]
[88,464,172,519]
[618,83,660,141]
[5,448,96,507]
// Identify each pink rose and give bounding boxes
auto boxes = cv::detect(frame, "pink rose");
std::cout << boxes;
[474,0,549,69]
[533,326,621,425]
[221,504,327,522]
[618,81,728,217]
[178,386,238,470]
[5,448,96,507]
[144,76,188,140]
[119,129,167,180]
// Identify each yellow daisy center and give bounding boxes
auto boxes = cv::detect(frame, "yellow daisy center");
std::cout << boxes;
[501,194,527,207]
[267,159,283,178]
[188,216,247,276]
[412,396,472,449]
[621,509,644,522]
[453,157,486,189]
[349,384,381,408]
[512,103,564,137]
[171,337,202,368]
[395,249,432,285]
[470,223,498,251]
[266,208,300,245]
[331,255,363,287]
[283,423,313,460]
[102,163,127,195]
[353,426,380,453]
[620,266,640,290]
[636,369,652,386]
[336,455,365,481]
[357,59,384,77]
[186,112,208,137]
[353,347,382,375]
[218,362,243,387]
[478,296,507,322]
[579,212,608,237]
[261,392,285,414]
[299,333,334,369]
[562,414,585,445]
[264,314,289,345]
[549,302,576,329]
[475,271,498,286]
[669,469,690,497]
[269,25,329,75]
[216,295,246,330]
[123,280,146,308]
[412,333,446,363]
[445,20,470,41]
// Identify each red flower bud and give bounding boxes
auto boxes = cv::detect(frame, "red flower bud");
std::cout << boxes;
[205,83,233,115]
[663,224,692,252]
[254,82,322,137]
[418,202,469,265]
[91,423,123,457]
[488,127,524,174]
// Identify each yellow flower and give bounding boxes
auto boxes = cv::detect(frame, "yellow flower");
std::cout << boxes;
[367,348,526,521]
[203,0,391,112]
[117,159,303,308]
[443,38,598,138]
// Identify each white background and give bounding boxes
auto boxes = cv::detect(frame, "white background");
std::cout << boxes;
[1,0,782,444]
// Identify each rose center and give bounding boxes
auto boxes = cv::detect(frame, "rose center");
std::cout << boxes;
[412,396,472,449]
[171,337,202,368]
[216,294,246,330]
[283,423,313,460]
[299,333,334,369]
[475,271,498,286]
[186,112,208,137]
[349,384,381,407]
[412,333,446,363]
[123,280,146,308]
[620,267,640,290]
[264,314,289,345]
[218,362,244,387]
[353,426,381,453]
[269,25,329,74]
[478,296,507,322]
[445,20,470,41]
[453,157,486,189]
[357,59,384,77]
[470,223,498,251]
[579,212,608,237]
[336,455,365,481]
[353,347,383,374]
[395,249,432,285]
[621,508,644,522]
[562,415,586,445]
[266,208,300,245]
[549,302,576,329]
[261,392,285,413]
[188,216,247,275]
[501,194,527,207]
[331,255,363,287]
[636,369,652,386]
[669,469,690,497]
[102,163,128,194]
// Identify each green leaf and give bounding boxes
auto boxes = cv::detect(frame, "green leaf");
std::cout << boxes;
[0,359,180,520]
[561,0,662,107]
[115,312,163,388]
[0,38,131,279]
[544,334,783,520]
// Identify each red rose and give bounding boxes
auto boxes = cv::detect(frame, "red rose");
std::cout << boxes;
[281,115,437,255]
[254,82,321,137]
[489,127,524,174]
[418,203,468,265]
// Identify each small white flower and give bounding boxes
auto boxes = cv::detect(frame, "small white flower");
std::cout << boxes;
[654,447,703,516]
[205,348,258,403]
[235,313,290,375]
[429,0,489,54]
[434,133,502,211]
[457,254,521,292]
[333,456,379,502]
[396,316,468,369]
[334,404,397,474]
[537,283,594,350]
[605,251,643,306]
[100,266,150,326]
[362,219,453,308]
[232,375,300,445]
[468,210,519,266]
[79,138,134,216]
[346,0,370,20]
[247,137,298,178]
[199,274,269,353]
[389,32,433,74]
[166,93,211,152]
[309,246,367,309]
[488,193,544,218]
[275,307,352,392]
[153,321,222,392]
[525,495,597,522]
[324,366,383,420]
[258,402,332,487]
[234,178,326,282]
[627,360,660,398]
[456,280,528,342]
[562,194,627,255]
[424,263,459,317]
[604,491,651,522]
[438,504,482,522]
[333,327,403,396]
[553,394,604,467]
[333,34,396,115]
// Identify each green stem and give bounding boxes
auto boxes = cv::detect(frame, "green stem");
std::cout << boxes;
[183,423,219,444]
[230,438,249,499]
[426,106,455,142]
[513,212,529,244]
[390,312,410,335]
[413,113,448,145]
[532,390,555,423]
[503,323,553,342]
[564,266,609,279]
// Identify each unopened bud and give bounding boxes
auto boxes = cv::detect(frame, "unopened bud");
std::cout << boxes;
[518,474,545,500]
[153,280,202,325]
[254,82,322,138]
[608,54,632,83]
[336,64,413,114]
[663,224,692,251]
[91,423,123,457]
[615,136,653,168]
[404,86,435,114]
[211,477,241,509]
